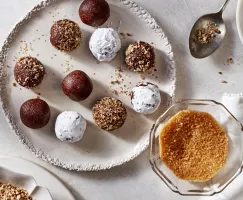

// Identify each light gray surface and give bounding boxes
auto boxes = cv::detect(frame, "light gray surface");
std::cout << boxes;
[0,0,242,199]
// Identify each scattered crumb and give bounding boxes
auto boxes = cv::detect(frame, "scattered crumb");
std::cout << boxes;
[218,72,223,75]
[119,32,125,37]
[140,75,145,80]
[126,32,132,37]
[227,57,233,64]
[117,66,123,72]
[7,65,10,68]
[110,80,121,84]
[35,92,41,95]
[221,80,227,83]
[12,83,17,87]
[112,90,119,96]
[36,95,40,99]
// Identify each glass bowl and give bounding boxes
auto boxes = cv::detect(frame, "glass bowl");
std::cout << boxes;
[149,99,243,196]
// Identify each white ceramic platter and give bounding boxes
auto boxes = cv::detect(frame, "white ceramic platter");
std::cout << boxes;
[237,0,243,44]
[0,0,176,171]
[0,156,75,200]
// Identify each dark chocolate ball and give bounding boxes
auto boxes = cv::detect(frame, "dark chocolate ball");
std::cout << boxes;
[62,70,93,101]
[14,57,45,88]
[50,19,82,52]
[20,99,51,129]
[125,41,155,72]
[79,0,110,27]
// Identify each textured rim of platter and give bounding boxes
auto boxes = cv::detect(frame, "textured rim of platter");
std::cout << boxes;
[0,0,176,171]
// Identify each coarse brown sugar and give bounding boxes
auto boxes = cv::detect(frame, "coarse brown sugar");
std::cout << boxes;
[160,110,228,182]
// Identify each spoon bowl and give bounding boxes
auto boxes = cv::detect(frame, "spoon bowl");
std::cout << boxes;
[189,13,226,58]
[189,0,230,58]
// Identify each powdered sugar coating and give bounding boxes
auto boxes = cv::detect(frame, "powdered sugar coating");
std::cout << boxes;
[89,28,121,62]
[55,111,87,143]
[131,82,161,115]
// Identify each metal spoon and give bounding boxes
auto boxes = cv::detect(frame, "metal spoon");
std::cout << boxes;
[189,0,230,58]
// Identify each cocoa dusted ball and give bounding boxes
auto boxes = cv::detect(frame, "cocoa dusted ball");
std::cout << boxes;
[62,70,93,101]
[20,99,50,129]
[14,57,45,88]
[79,0,110,27]
[92,97,127,131]
[50,19,82,52]
[125,41,155,72]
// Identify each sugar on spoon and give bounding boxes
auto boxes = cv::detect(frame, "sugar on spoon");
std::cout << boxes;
[189,0,231,58]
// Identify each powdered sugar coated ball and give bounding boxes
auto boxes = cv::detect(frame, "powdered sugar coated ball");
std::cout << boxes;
[55,111,87,143]
[131,82,161,115]
[89,28,121,62]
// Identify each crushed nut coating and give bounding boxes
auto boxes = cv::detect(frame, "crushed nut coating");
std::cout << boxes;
[194,22,221,44]
[125,41,155,72]
[50,19,81,52]
[92,97,127,131]
[160,110,228,182]
[14,57,45,88]
[0,183,34,200]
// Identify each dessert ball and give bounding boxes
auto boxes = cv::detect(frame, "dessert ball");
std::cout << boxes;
[89,28,121,62]
[79,0,110,27]
[50,19,82,52]
[125,41,155,72]
[20,99,50,129]
[131,82,161,115]
[14,57,45,88]
[62,70,93,102]
[92,97,127,131]
[55,111,87,143]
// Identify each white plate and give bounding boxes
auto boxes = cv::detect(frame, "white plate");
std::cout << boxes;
[0,0,176,171]
[236,0,243,44]
[0,156,75,200]
[0,166,52,200]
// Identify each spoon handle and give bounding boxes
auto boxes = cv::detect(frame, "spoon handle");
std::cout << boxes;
[218,0,231,14]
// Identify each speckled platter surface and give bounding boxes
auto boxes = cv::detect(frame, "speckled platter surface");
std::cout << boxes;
[0,0,176,171]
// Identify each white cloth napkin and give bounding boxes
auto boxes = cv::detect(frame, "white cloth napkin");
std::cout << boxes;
[200,93,243,200]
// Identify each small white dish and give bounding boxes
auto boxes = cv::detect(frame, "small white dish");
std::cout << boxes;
[0,166,52,200]
[236,0,243,43]
[0,156,75,200]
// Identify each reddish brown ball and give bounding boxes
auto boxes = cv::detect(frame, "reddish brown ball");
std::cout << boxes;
[79,0,110,27]
[62,70,93,101]
[20,99,51,129]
